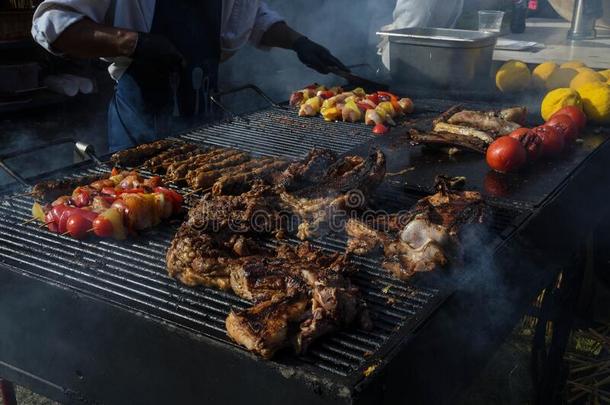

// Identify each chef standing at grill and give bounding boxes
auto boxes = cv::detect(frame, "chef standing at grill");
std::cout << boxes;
[31,0,348,152]
[378,0,465,69]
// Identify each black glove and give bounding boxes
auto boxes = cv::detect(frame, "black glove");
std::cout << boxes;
[293,36,348,74]
[131,32,186,73]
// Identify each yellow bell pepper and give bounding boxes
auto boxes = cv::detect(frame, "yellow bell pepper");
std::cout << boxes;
[321,107,340,121]
[352,87,366,97]
[342,99,362,122]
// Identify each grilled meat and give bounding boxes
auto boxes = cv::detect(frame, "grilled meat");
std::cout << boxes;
[166,224,251,289]
[211,160,289,196]
[278,148,338,191]
[110,139,178,167]
[180,152,251,187]
[185,157,275,190]
[415,105,527,152]
[142,143,201,173]
[408,129,488,154]
[166,149,247,183]
[445,110,522,136]
[346,176,488,280]
[30,173,108,202]
[280,149,386,239]
[226,294,310,359]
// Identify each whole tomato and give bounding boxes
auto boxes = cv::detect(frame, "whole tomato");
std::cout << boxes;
[486,136,527,173]
[546,114,578,144]
[550,106,586,131]
[532,125,564,157]
[508,127,543,161]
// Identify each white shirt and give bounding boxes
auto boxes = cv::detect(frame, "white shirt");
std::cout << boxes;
[32,0,284,81]
[379,0,464,69]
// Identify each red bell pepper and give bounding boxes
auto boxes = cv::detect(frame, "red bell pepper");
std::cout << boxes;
[377,91,401,112]
[357,102,374,111]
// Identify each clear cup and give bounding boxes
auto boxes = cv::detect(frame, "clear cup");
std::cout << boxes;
[478,10,505,33]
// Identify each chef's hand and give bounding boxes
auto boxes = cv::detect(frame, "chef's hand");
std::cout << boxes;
[293,36,348,74]
[131,33,186,73]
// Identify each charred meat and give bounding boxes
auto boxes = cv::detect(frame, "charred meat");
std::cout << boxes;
[346,176,489,280]
[411,105,527,153]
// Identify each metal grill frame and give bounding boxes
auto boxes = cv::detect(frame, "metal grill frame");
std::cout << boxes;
[2,96,608,404]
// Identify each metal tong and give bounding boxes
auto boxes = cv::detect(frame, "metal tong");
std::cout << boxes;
[328,67,388,91]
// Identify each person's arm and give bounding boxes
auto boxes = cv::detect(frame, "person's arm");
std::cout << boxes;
[52,18,138,58]
[259,21,302,49]
[261,21,348,74]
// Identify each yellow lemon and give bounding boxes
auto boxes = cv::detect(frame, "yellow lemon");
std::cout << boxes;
[532,62,558,89]
[540,88,583,121]
[496,60,531,92]
[577,82,610,124]
[546,68,578,90]
[598,69,610,81]
[569,70,605,90]
[560,60,586,69]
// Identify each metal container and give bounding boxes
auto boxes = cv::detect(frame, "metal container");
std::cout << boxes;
[376,28,498,89]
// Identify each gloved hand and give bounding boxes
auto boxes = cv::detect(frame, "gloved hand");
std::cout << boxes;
[131,32,186,73]
[293,36,348,74]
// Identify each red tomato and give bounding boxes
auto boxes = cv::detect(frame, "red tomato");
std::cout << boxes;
[486,136,527,173]
[546,114,578,144]
[72,188,91,207]
[66,213,92,239]
[101,187,117,197]
[92,216,114,238]
[356,102,374,111]
[372,123,389,135]
[550,106,586,131]
[532,125,564,157]
[366,94,380,105]
[508,127,542,161]
[318,91,335,99]
[45,211,58,233]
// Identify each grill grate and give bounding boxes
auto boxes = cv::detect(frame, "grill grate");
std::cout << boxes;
[180,108,378,158]
[0,186,445,378]
[0,106,527,384]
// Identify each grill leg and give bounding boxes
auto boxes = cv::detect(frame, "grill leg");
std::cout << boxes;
[0,379,17,405]
[531,247,585,405]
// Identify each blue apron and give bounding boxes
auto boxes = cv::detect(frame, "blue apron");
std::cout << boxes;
[108,0,222,152]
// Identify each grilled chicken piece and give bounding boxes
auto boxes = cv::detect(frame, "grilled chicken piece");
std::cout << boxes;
[346,176,488,280]
[445,110,521,137]
[166,224,252,290]
[226,294,310,359]
[230,260,306,302]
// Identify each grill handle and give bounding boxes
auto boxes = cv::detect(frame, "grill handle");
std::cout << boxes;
[0,138,102,188]
[75,141,106,168]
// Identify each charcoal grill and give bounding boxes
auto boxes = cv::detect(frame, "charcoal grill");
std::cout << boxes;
[1,89,609,404]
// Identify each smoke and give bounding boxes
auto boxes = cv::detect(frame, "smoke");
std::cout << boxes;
[219,0,396,111]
